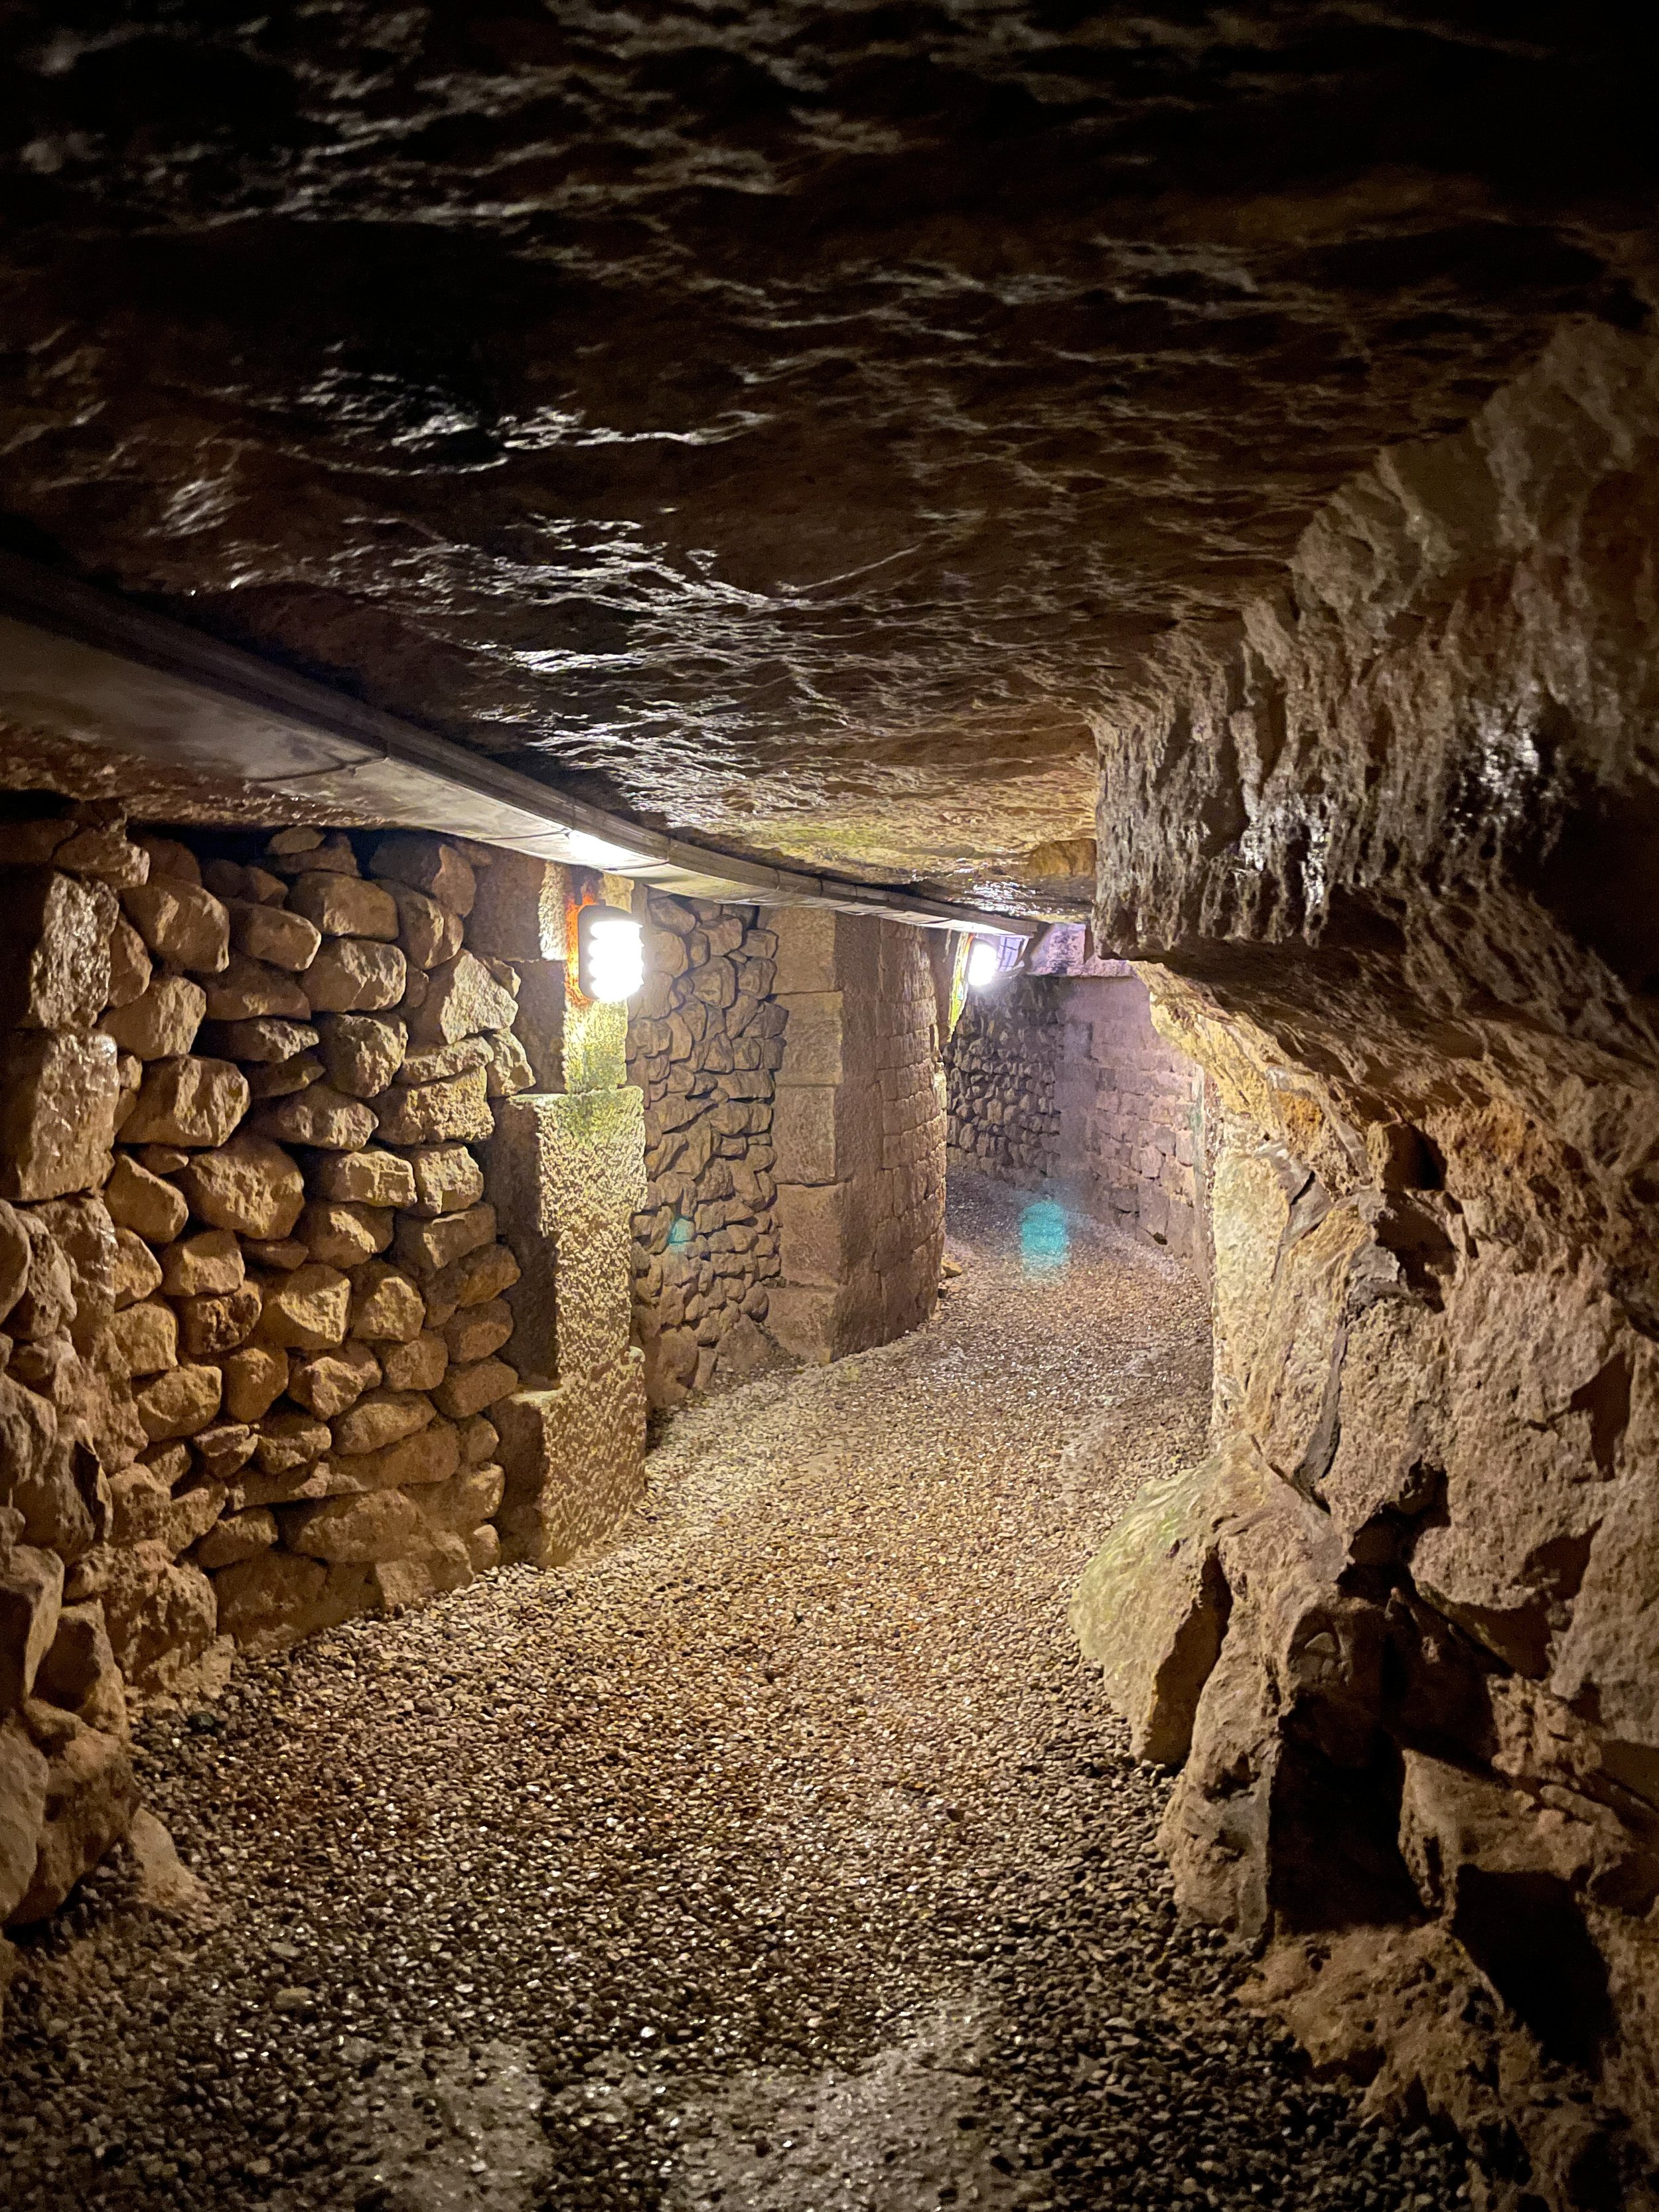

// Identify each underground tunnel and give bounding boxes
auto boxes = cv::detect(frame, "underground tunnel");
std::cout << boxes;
[0,7,1656,2210]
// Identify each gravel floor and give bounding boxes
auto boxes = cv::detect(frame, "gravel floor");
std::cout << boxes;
[0,1177,1471,2212]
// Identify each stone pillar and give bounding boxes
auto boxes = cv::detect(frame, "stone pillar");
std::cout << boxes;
[484,868,646,1566]
[767,910,944,1363]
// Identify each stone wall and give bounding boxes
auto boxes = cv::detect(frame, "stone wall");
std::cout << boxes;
[1,806,644,1953]
[1071,326,1659,2212]
[768,911,945,1363]
[627,894,786,1407]
[947,970,1206,1264]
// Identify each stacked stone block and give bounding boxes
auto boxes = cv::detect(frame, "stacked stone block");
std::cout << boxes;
[1,802,145,1949]
[626,893,786,1405]
[0,809,534,1723]
[1066,976,1206,1264]
[944,975,1066,1185]
[768,911,945,1363]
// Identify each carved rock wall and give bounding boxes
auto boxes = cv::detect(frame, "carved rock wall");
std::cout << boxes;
[1078,324,1659,2211]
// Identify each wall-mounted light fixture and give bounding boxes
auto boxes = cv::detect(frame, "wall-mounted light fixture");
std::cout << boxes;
[577,902,645,1002]
[964,935,1006,989]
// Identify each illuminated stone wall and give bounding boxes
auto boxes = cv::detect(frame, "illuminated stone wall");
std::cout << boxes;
[947,970,1205,1264]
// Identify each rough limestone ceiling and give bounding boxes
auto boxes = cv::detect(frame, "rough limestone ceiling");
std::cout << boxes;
[0,5,1653,904]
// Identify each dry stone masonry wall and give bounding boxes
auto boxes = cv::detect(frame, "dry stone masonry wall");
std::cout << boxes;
[946,975,1065,1187]
[948,970,1206,1264]
[628,894,786,1407]
[0,806,545,1949]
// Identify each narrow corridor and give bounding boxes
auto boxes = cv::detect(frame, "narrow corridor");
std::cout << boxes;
[0,1184,1465,2212]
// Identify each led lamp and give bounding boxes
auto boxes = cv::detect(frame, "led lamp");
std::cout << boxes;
[577,903,644,1002]
[965,936,1003,989]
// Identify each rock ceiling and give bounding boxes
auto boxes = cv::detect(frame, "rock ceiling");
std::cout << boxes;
[1,5,1652,908]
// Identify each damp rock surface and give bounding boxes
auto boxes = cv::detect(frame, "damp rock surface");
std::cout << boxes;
[0,1180,1471,2211]
[1,9,1654,892]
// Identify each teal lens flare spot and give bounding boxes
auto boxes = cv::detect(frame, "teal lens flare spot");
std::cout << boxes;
[1020,1198,1070,1277]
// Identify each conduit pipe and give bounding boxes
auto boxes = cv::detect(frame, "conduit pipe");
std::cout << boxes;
[0,551,1039,941]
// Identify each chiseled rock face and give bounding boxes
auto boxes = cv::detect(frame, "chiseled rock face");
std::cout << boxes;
[1078,326,1659,2209]
[1,13,1652,897]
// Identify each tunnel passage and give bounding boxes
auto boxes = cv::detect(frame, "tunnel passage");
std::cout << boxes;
[1,8,1657,2207]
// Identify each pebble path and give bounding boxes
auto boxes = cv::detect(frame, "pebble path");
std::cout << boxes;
[0,1177,1472,2211]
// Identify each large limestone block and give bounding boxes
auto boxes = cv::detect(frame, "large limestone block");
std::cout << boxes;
[99,975,207,1061]
[303,936,406,1013]
[1069,1445,1263,1764]
[465,851,562,963]
[372,1067,492,1145]
[486,1090,644,1385]
[401,1143,484,1218]
[287,871,399,941]
[159,1228,244,1297]
[121,1055,249,1148]
[380,1331,447,1391]
[0,868,113,1030]
[348,1260,427,1343]
[227,898,323,972]
[772,1080,878,1185]
[212,1548,374,1655]
[371,834,476,917]
[177,1133,305,1238]
[300,1199,392,1268]
[120,881,230,972]
[0,1714,50,1922]
[774,1179,868,1290]
[407,950,518,1047]
[104,1297,179,1378]
[393,1201,496,1277]
[255,1263,351,1351]
[135,1363,223,1441]
[494,1353,646,1568]
[0,1545,64,1708]
[388,883,463,970]
[105,1153,188,1242]
[9,1718,139,1924]
[35,1601,127,1736]
[310,1147,417,1209]
[0,1031,120,1201]
[283,1487,429,1562]
[91,1539,220,1693]
[331,1387,433,1457]
[319,1013,407,1098]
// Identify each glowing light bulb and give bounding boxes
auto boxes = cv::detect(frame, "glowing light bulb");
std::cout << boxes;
[577,905,644,1001]
[965,936,1003,988]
